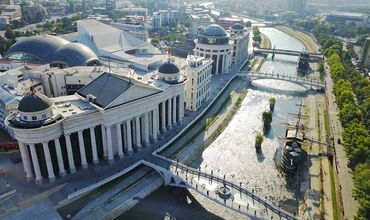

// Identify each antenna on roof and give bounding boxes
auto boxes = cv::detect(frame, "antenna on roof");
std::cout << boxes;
[167,48,172,63]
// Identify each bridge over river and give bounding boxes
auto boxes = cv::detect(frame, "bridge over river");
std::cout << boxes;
[143,154,298,220]
[238,71,326,90]
[254,48,323,62]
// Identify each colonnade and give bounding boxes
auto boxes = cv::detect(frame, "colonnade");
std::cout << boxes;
[17,95,185,184]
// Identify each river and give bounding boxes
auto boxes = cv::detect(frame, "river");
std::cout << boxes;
[119,28,309,219]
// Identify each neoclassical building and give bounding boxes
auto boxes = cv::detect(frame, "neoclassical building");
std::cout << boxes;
[193,24,232,75]
[6,63,186,184]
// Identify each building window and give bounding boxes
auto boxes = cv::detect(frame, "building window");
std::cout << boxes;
[32,116,37,120]
[42,114,46,119]
[23,116,27,120]
[192,78,194,85]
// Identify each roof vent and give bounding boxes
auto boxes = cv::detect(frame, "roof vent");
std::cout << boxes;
[87,94,97,102]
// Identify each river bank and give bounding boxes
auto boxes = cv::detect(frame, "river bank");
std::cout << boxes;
[275,26,320,53]
[274,25,338,219]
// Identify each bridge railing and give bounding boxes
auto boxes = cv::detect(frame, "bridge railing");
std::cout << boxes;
[238,71,326,88]
[171,163,297,220]
[151,154,297,219]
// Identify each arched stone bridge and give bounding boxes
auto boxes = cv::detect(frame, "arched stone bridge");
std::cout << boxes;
[237,71,325,90]
[143,155,298,220]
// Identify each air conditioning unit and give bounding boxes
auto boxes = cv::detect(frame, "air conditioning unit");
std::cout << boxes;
[87,94,97,102]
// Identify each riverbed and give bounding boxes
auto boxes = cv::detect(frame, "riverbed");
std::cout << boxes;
[120,27,310,219]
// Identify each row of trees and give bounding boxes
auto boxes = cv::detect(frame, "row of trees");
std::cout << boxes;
[319,33,370,219]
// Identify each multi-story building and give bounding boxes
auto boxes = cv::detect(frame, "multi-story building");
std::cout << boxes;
[217,17,243,29]
[112,16,148,42]
[116,7,148,18]
[5,62,186,184]
[288,0,307,14]
[193,24,232,75]
[189,13,214,37]
[229,23,250,67]
[152,12,161,29]
[0,4,21,28]
[185,55,212,111]
[156,8,178,26]
[106,0,116,11]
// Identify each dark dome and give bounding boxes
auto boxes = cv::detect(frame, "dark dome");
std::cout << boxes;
[158,62,180,74]
[18,93,53,112]
[231,23,244,30]
[54,43,100,66]
[202,24,226,37]
[4,35,100,67]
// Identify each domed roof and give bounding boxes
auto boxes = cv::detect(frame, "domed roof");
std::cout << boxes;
[54,43,100,66]
[202,24,226,37]
[231,23,244,30]
[158,62,180,74]
[4,35,100,67]
[18,92,53,113]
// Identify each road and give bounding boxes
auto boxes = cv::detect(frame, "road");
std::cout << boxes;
[324,59,359,219]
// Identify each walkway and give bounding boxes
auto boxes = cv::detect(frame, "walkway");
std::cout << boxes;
[324,61,358,219]
[144,156,298,220]
[238,71,326,89]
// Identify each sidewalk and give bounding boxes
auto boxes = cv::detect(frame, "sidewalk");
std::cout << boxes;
[325,62,358,219]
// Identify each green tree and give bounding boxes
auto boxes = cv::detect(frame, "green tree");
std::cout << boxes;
[353,163,370,220]
[339,103,363,127]
[262,111,272,132]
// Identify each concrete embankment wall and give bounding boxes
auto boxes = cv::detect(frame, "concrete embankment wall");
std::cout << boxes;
[101,177,164,220]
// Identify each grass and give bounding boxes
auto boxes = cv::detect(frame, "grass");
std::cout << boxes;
[261,32,271,48]
[323,110,331,140]
[206,94,232,128]
[329,161,340,220]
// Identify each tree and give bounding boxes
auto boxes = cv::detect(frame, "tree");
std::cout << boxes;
[269,97,276,112]
[245,21,251,28]
[318,60,325,78]
[262,111,272,132]
[255,133,263,150]
[339,103,363,127]
[353,163,370,220]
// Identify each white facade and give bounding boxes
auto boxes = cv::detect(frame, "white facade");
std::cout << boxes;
[185,55,212,111]
[229,25,250,67]
[193,25,232,75]
[6,70,186,184]
[63,20,164,72]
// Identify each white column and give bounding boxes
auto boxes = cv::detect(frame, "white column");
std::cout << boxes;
[65,134,76,173]
[29,143,42,184]
[144,112,150,146]
[222,54,226,73]
[172,96,177,125]
[106,125,114,164]
[101,125,108,159]
[89,127,99,164]
[167,98,172,129]
[153,108,158,142]
[161,101,166,132]
[54,138,66,177]
[216,54,220,74]
[126,120,133,155]
[135,116,142,150]
[179,95,184,124]
[42,142,55,182]
[78,131,88,169]
[18,142,33,181]
[116,123,124,159]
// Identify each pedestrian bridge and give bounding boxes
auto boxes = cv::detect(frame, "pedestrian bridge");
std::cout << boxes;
[237,71,325,90]
[254,48,323,61]
[143,155,298,220]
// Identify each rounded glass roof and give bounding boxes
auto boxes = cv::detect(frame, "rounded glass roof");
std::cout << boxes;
[158,62,180,74]
[202,24,226,37]
[18,92,53,113]
[5,35,99,67]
